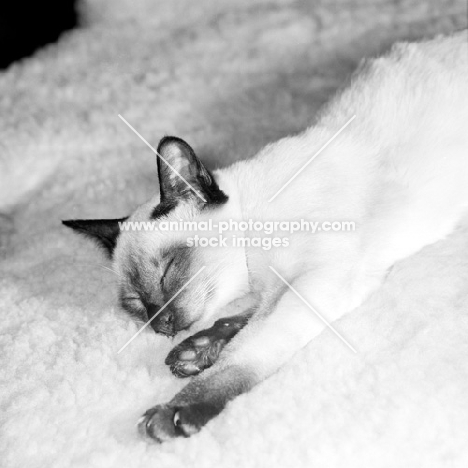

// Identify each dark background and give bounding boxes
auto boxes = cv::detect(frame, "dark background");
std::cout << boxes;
[0,0,78,69]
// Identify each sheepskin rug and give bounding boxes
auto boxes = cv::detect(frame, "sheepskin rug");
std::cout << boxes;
[1,0,467,467]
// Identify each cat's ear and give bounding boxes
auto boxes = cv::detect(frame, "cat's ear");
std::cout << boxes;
[156,136,228,205]
[62,218,127,257]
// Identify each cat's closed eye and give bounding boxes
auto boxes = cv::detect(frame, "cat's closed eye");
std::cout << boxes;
[122,296,141,304]
[160,258,175,286]
[121,296,145,317]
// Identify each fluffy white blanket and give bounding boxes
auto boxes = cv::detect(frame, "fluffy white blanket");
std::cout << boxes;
[1,1,467,467]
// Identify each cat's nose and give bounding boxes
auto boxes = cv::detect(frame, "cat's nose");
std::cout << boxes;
[148,305,175,337]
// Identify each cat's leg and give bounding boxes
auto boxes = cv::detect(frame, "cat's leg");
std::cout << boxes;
[165,310,255,377]
[165,291,259,377]
[139,274,355,441]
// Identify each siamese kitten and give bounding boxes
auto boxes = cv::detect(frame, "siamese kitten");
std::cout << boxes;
[63,32,468,442]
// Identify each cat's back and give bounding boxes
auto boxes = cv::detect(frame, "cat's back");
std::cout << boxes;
[229,31,468,222]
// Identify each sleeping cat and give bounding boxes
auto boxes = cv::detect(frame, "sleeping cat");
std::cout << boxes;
[63,32,468,442]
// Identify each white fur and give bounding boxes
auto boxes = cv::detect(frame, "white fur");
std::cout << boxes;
[198,32,468,377]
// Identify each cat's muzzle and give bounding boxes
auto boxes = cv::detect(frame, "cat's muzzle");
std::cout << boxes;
[148,306,175,337]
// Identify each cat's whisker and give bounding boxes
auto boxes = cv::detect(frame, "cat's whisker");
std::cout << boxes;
[68,260,122,280]
[98,264,121,279]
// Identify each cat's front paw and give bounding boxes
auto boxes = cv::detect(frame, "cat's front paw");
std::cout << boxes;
[165,317,247,377]
[138,405,178,442]
[138,402,219,442]
[165,334,226,378]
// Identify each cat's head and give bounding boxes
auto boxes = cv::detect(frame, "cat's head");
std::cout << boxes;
[63,136,249,337]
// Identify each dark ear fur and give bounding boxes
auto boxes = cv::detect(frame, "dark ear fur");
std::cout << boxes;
[62,218,127,257]
[156,136,228,205]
